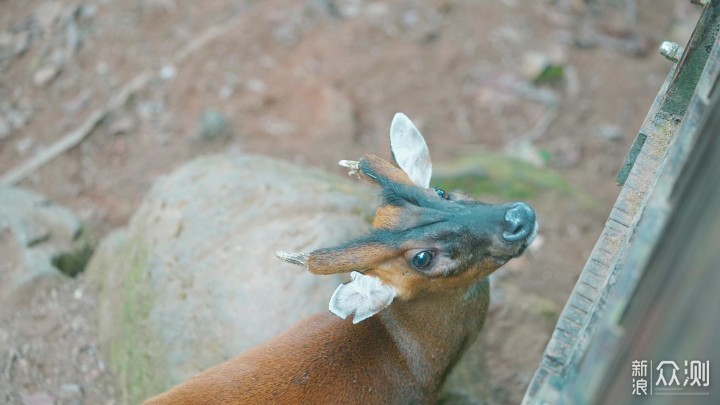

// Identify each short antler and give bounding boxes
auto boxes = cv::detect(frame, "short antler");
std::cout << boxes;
[275,251,309,267]
[338,160,360,177]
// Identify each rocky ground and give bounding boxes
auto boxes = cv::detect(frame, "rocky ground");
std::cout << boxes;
[0,0,702,404]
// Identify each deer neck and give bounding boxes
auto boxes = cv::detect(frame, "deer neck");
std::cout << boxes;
[378,277,490,394]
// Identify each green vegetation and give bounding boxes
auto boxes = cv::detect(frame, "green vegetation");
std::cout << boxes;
[534,65,564,85]
[106,238,168,404]
[51,243,93,277]
[434,155,572,200]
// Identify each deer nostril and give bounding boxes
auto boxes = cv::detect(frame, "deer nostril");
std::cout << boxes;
[503,202,536,242]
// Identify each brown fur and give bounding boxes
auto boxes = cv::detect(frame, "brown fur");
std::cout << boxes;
[145,279,490,405]
[372,205,404,229]
[359,154,414,186]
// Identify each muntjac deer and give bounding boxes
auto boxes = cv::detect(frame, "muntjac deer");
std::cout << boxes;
[145,113,538,404]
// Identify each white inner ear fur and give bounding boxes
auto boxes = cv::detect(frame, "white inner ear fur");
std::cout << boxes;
[329,271,398,324]
[390,113,433,188]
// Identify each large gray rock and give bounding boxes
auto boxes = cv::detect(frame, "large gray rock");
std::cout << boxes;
[86,153,375,403]
[0,186,89,299]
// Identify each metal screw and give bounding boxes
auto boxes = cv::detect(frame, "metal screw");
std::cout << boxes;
[659,41,684,62]
[690,0,708,6]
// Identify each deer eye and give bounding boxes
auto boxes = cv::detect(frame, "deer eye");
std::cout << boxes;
[435,188,450,200]
[411,251,434,269]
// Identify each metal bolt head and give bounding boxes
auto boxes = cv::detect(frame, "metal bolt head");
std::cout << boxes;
[659,41,684,62]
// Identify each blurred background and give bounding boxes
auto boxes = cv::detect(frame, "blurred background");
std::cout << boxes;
[0,0,702,404]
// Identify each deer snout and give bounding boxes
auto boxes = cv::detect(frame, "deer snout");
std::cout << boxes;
[502,202,536,242]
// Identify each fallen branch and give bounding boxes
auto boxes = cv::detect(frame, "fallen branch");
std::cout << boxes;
[1,12,242,186]
[0,72,152,186]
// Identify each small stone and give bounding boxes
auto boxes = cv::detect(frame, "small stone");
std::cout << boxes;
[522,51,565,84]
[159,65,177,80]
[137,100,165,121]
[262,118,294,137]
[60,384,82,395]
[65,18,82,52]
[96,61,109,75]
[593,125,623,141]
[6,108,29,129]
[199,109,232,140]
[522,52,551,81]
[402,10,420,27]
[108,116,136,136]
[246,79,265,93]
[34,64,62,87]
[218,85,234,100]
[15,137,34,155]
[79,4,98,20]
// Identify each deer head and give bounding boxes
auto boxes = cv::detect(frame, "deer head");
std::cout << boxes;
[278,113,537,323]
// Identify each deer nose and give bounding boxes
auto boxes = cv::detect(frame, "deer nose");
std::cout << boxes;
[503,202,536,242]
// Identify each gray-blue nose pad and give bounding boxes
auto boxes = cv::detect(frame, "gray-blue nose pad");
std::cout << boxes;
[503,202,536,242]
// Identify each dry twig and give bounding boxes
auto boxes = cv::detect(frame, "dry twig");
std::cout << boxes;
[0,13,242,186]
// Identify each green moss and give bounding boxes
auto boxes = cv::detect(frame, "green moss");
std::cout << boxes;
[434,155,571,199]
[433,154,601,213]
[108,238,168,404]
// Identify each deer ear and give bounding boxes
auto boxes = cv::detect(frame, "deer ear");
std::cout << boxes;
[390,113,432,188]
[329,271,397,324]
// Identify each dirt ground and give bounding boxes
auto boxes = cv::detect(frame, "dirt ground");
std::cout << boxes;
[0,0,701,404]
